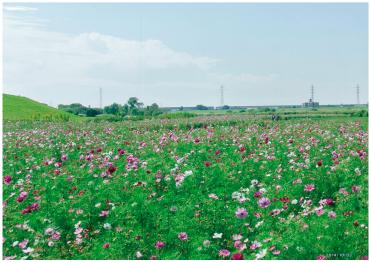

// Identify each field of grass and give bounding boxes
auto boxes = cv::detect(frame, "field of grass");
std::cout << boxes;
[184,105,368,117]
[2,114,368,260]
[3,94,75,121]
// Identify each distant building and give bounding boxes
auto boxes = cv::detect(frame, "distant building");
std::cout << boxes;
[302,98,319,108]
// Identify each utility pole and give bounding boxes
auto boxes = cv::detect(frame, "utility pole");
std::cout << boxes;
[356,84,360,105]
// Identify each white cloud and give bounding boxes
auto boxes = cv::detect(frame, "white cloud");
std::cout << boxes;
[4,6,38,12]
[4,13,279,107]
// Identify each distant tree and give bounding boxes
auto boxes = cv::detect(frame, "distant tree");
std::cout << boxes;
[127,97,144,115]
[104,103,120,115]
[86,108,103,117]
[222,105,230,110]
[196,104,208,110]
[58,103,88,115]
[179,106,184,111]
[145,103,162,116]
[121,104,129,116]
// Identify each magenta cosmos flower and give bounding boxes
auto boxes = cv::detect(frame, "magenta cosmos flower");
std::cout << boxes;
[235,208,248,219]
[258,197,271,208]
[3,176,11,185]
[178,232,188,241]
[232,253,244,260]
[155,241,165,249]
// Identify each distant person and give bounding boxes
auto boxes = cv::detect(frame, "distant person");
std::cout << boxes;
[271,114,280,121]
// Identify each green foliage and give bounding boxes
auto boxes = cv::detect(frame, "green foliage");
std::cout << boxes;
[158,112,196,119]
[92,114,123,122]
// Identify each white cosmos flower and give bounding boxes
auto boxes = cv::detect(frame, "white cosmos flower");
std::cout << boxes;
[23,247,34,254]
[103,223,111,230]
[256,248,267,259]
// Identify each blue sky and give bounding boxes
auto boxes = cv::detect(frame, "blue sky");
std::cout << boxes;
[3,3,368,107]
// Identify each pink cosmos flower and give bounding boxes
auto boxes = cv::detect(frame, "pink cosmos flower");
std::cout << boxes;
[219,249,230,257]
[234,240,247,251]
[102,243,110,249]
[328,211,336,219]
[178,232,188,241]
[61,154,68,161]
[258,197,271,208]
[304,184,315,192]
[315,207,324,216]
[339,188,349,196]
[17,192,28,203]
[235,208,248,219]
[74,228,83,235]
[155,241,165,249]
[45,228,54,235]
[30,203,39,210]
[317,255,326,260]
[352,185,361,193]
[99,210,109,217]
[250,241,261,250]
[232,234,243,241]
[18,239,28,249]
[51,232,61,240]
[208,193,219,200]
[4,256,17,260]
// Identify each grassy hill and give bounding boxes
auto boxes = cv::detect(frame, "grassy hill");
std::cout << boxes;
[3,94,75,121]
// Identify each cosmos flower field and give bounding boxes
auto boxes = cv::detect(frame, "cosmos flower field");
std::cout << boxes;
[2,116,368,260]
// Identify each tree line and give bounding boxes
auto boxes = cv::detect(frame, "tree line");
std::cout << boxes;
[58,97,162,117]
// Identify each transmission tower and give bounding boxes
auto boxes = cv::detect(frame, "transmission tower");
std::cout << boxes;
[356,84,360,105]
[99,88,102,109]
[220,85,224,108]
[310,85,314,102]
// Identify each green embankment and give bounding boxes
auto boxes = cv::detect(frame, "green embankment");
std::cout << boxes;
[3,94,75,121]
